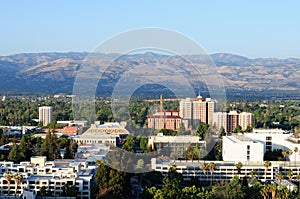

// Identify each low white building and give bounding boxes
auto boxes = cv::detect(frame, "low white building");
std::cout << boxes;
[223,135,264,162]
[244,129,300,161]
[151,158,300,183]
[0,156,94,198]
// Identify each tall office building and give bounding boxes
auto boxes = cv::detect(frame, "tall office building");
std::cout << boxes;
[39,106,53,126]
[179,96,214,129]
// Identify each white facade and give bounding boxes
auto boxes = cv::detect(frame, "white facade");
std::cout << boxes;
[223,135,264,162]
[151,158,300,183]
[0,156,94,198]
[245,131,300,161]
[38,106,53,126]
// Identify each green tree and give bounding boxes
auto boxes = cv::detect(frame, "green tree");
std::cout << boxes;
[196,123,209,140]
[219,126,226,137]
[208,162,216,186]
[18,136,29,161]
[294,147,298,166]
[8,143,21,162]
[277,172,284,184]
[212,175,245,199]
[122,135,135,152]
[41,132,59,161]
[236,162,243,179]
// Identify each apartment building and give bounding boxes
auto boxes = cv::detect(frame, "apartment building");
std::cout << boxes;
[213,111,252,132]
[179,96,214,129]
[38,106,53,126]
[0,156,94,198]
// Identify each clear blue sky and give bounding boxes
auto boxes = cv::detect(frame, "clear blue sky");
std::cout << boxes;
[1,0,300,58]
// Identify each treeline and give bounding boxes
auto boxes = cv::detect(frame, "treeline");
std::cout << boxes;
[0,129,77,162]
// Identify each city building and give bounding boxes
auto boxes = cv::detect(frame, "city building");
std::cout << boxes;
[74,122,129,147]
[0,156,94,198]
[222,135,264,162]
[38,106,53,126]
[147,110,182,130]
[148,134,206,159]
[245,130,300,161]
[213,111,252,132]
[179,96,214,129]
[151,158,300,183]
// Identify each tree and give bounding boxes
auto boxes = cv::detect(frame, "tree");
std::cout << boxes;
[294,147,298,166]
[201,163,208,179]
[233,125,243,133]
[13,173,23,196]
[236,162,243,179]
[177,123,187,135]
[122,135,135,152]
[277,172,284,184]
[212,176,245,199]
[41,132,59,161]
[208,162,215,186]
[260,185,269,199]
[268,183,277,199]
[219,126,226,137]
[264,161,271,181]
[282,150,287,168]
[287,169,293,181]
[18,136,29,161]
[196,123,209,140]
[4,172,13,195]
[8,143,21,162]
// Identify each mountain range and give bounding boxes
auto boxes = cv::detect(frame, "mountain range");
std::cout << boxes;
[0,52,300,99]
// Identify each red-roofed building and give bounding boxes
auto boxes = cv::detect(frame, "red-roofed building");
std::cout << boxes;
[61,126,79,135]
[148,110,182,130]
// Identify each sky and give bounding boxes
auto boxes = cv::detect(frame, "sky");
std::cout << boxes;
[1,0,300,58]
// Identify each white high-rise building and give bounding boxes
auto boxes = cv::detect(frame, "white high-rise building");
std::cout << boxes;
[39,106,53,126]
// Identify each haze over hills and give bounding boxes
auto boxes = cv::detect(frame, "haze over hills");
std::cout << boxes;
[0,52,300,99]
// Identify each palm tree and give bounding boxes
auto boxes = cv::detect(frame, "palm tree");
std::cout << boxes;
[268,183,277,199]
[208,162,215,186]
[282,149,287,168]
[277,172,284,185]
[250,169,257,179]
[201,163,208,180]
[264,161,271,181]
[260,185,269,199]
[287,169,293,181]
[235,162,243,179]
[13,173,23,196]
[4,171,13,195]
[294,147,298,166]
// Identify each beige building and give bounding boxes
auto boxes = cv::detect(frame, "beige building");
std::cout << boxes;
[213,111,252,132]
[179,96,214,129]
[38,106,53,126]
